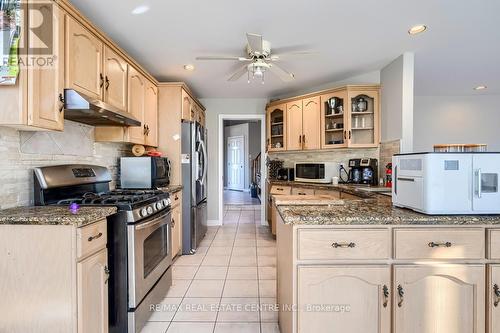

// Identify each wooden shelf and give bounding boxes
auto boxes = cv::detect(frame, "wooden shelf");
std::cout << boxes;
[325,113,344,118]
[352,111,374,116]
[352,127,374,130]
[325,128,344,132]
[271,135,284,138]
[271,122,283,126]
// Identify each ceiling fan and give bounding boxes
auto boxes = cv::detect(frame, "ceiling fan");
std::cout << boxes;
[195,33,314,84]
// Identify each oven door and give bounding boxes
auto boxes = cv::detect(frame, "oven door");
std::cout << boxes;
[128,209,172,308]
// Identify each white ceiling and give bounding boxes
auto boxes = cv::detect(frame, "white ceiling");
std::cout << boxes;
[70,0,500,98]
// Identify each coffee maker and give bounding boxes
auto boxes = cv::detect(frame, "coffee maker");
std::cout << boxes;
[347,158,378,185]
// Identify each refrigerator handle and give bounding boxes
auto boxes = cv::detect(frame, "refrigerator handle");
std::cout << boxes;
[476,168,482,198]
[199,140,208,185]
[394,165,398,196]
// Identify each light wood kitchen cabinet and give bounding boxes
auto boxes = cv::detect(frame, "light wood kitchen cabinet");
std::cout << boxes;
[103,46,128,111]
[66,16,103,100]
[127,67,146,144]
[320,90,348,149]
[489,265,500,333]
[298,266,391,333]
[291,187,315,196]
[0,2,65,131]
[267,104,287,151]
[286,100,303,151]
[144,81,159,147]
[171,191,182,258]
[393,264,485,333]
[77,248,108,333]
[301,97,321,150]
[346,88,380,148]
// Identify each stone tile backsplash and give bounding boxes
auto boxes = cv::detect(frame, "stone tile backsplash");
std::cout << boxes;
[0,121,130,209]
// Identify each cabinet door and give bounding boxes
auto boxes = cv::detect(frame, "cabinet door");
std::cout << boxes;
[394,265,485,333]
[267,104,286,151]
[298,265,391,333]
[171,203,182,258]
[181,90,194,121]
[77,249,108,333]
[320,90,348,149]
[127,67,145,144]
[489,265,500,333]
[346,88,380,147]
[27,3,64,130]
[302,97,320,150]
[286,101,303,151]
[144,81,158,147]
[103,46,128,111]
[66,16,103,99]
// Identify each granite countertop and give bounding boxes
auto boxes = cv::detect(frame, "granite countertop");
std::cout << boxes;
[0,206,117,227]
[159,185,183,194]
[268,179,382,199]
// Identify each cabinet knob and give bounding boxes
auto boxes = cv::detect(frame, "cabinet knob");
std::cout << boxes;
[382,285,389,308]
[494,284,500,307]
[397,285,404,307]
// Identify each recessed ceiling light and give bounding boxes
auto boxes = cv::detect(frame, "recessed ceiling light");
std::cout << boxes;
[474,85,487,90]
[131,5,150,15]
[184,64,195,71]
[408,24,427,35]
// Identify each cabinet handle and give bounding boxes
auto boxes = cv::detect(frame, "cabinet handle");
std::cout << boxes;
[171,218,175,228]
[382,285,389,308]
[105,76,110,90]
[428,241,452,248]
[143,124,147,135]
[104,265,110,284]
[99,73,104,88]
[349,130,352,139]
[299,135,302,144]
[298,192,307,195]
[88,232,103,242]
[331,242,356,248]
[494,284,500,307]
[397,285,404,307]
[58,93,65,112]
[343,130,346,140]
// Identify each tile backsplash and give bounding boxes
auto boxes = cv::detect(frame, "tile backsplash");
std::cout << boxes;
[0,121,130,209]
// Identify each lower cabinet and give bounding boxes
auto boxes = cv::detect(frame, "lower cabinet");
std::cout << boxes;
[297,265,391,333]
[490,265,500,333]
[171,191,182,258]
[393,265,485,333]
[77,248,109,333]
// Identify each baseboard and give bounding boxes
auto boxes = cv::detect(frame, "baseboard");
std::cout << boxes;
[207,219,221,226]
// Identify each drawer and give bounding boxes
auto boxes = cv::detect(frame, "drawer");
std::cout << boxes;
[77,219,107,260]
[315,189,341,198]
[298,229,390,260]
[394,228,485,260]
[270,185,292,195]
[291,187,315,196]
[489,229,500,259]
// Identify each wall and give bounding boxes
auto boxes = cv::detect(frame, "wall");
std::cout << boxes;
[0,120,130,209]
[413,94,500,152]
[381,53,414,152]
[200,98,268,222]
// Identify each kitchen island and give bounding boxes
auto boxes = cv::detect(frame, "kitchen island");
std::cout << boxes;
[275,193,500,333]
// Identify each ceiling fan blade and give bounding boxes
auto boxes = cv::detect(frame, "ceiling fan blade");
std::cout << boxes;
[246,33,263,54]
[270,51,318,61]
[196,56,252,61]
[228,64,249,82]
[269,63,295,82]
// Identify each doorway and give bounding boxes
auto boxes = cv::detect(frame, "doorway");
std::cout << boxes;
[219,114,266,225]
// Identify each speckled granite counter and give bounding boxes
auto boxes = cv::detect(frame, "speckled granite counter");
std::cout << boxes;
[269,179,382,199]
[0,206,117,227]
[159,185,183,194]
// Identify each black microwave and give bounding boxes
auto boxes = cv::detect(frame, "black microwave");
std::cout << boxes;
[120,157,171,189]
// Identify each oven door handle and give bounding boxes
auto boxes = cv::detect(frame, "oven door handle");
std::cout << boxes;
[134,209,171,230]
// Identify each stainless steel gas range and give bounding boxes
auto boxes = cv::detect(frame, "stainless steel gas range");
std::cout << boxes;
[33,164,173,333]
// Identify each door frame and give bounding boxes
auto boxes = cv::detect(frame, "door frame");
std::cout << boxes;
[218,114,267,225]
[226,135,246,191]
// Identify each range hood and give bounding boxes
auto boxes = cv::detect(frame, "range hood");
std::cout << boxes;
[63,89,141,127]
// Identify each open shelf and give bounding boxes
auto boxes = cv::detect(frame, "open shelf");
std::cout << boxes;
[271,122,283,126]
[325,113,344,118]
[352,111,374,116]
[325,128,344,132]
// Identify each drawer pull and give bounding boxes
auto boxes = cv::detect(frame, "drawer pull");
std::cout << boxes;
[88,232,103,242]
[428,241,452,248]
[276,188,284,191]
[298,192,307,195]
[397,285,404,308]
[382,285,389,308]
[331,242,356,249]
[494,284,500,307]
[175,195,179,200]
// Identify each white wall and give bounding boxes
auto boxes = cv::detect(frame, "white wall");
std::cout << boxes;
[200,98,267,221]
[414,94,500,152]
[381,53,414,152]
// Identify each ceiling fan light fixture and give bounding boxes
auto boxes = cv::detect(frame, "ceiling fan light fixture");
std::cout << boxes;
[131,5,150,15]
[474,85,487,90]
[183,64,195,71]
[408,24,427,35]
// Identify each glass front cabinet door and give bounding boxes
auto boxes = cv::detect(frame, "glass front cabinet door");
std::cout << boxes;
[267,104,287,151]
[346,88,380,148]
[320,90,348,149]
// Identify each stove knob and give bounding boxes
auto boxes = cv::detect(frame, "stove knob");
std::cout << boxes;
[147,206,154,214]
[162,199,169,206]
[156,202,163,210]
[140,208,148,217]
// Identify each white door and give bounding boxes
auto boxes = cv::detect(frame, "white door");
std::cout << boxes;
[227,136,245,190]
[473,154,500,213]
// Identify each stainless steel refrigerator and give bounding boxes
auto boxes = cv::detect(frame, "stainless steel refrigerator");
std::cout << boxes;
[181,121,208,254]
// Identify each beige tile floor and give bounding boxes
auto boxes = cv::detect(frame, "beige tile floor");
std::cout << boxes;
[141,206,280,333]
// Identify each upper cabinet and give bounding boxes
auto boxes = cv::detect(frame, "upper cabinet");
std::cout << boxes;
[65,16,103,100]
[266,104,287,152]
[103,46,128,111]
[127,68,146,144]
[266,85,380,152]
